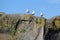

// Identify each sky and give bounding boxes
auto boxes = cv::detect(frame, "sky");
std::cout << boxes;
[0,0,60,18]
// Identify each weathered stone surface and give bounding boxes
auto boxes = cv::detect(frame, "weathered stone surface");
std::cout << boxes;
[0,13,60,40]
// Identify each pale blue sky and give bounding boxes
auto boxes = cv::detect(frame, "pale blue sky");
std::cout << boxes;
[0,0,60,18]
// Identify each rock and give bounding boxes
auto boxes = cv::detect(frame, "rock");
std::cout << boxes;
[0,12,60,40]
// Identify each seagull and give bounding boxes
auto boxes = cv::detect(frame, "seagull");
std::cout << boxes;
[32,11,35,15]
[40,12,43,17]
[26,9,30,13]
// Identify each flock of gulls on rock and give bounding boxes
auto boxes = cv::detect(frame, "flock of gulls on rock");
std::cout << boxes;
[26,9,43,17]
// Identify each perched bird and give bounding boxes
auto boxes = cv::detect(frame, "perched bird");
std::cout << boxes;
[40,12,43,17]
[32,11,35,15]
[26,9,30,13]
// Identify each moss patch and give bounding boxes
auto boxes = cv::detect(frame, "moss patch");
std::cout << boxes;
[20,29,26,33]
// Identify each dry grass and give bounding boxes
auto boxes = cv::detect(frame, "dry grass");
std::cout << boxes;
[55,20,60,28]
[34,18,46,28]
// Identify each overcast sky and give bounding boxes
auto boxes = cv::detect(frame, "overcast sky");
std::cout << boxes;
[0,0,60,18]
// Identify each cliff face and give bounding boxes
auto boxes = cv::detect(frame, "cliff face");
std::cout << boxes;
[0,12,60,40]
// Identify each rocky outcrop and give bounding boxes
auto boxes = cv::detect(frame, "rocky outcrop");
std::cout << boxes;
[0,12,60,40]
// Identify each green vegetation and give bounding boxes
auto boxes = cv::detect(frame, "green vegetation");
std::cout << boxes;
[20,29,26,33]
[34,18,46,28]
